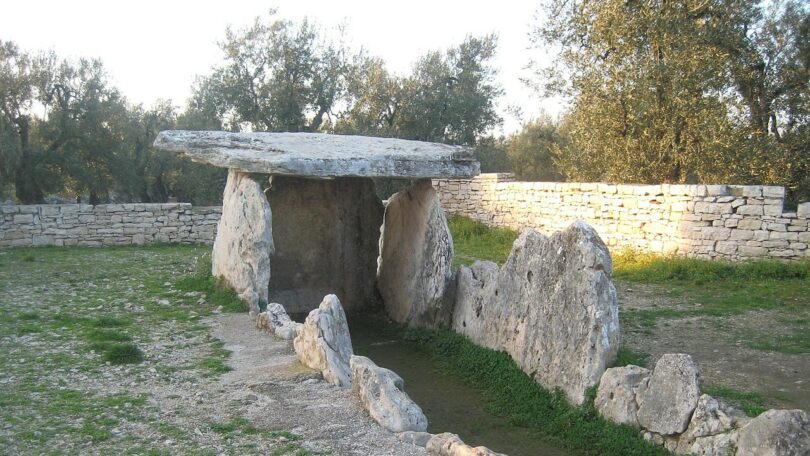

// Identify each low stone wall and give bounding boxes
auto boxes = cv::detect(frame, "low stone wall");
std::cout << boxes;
[434,174,810,261]
[0,204,221,247]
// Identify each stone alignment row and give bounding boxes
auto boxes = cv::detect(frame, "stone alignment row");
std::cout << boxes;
[434,174,810,261]
[0,203,220,248]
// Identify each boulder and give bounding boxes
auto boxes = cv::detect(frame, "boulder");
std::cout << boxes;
[674,395,737,455]
[351,355,428,433]
[451,222,620,405]
[426,433,506,456]
[377,179,455,327]
[256,303,302,340]
[293,295,353,387]
[212,169,273,315]
[636,354,701,435]
[595,365,651,427]
[736,409,810,456]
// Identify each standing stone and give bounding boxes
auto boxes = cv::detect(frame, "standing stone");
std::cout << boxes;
[637,354,701,435]
[736,409,810,456]
[595,365,651,427]
[293,295,353,387]
[212,170,273,315]
[350,355,428,433]
[451,222,620,405]
[377,179,455,327]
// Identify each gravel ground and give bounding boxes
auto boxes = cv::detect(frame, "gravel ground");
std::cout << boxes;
[0,246,426,455]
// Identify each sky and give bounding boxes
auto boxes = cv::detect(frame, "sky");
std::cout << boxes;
[1,0,564,134]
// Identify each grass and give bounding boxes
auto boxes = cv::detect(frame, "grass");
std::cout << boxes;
[448,215,518,269]
[104,343,145,364]
[702,385,767,417]
[400,328,668,456]
[611,347,651,368]
[174,253,247,313]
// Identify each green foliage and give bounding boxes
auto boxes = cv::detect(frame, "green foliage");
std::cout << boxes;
[336,34,503,146]
[400,328,668,456]
[104,343,144,365]
[174,254,247,314]
[505,116,565,181]
[532,0,810,204]
[702,385,767,417]
[447,215,518,269]
[473,136,511,173]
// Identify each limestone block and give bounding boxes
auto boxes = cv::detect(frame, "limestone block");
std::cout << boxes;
[212,170,273,315]
[739,246,768,257]
[736,409,810,456]
[762,186,786,198]
[293,294,353,387]
[256,303,302,340]
[397,431,433,448]
[738,218,762,230]
[636,354,701,435]
[715,241,738,255]
[595,365,651,427]
[736,205,764,216]
[351,355,428,433]
[452,222,619,405]
[674,395,736,454]
[798,202,810,219]
[378,179,455,327]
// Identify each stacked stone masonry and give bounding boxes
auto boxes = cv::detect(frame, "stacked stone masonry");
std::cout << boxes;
[433,174,810,261]
[0,204,221,247]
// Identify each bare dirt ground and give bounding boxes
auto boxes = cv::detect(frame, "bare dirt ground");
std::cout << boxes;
[617,281,810,412]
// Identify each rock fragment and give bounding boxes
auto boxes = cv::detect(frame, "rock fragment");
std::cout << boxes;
[595,365,651,427]
[636,354,701,435]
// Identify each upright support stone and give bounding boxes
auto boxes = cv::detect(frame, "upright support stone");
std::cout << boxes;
[377,179,455,327]
[212,170,273,315]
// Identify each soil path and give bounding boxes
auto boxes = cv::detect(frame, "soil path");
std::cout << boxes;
[617,281,810,411]
[211,313,428,456]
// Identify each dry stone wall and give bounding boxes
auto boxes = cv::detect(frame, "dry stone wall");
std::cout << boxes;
[0,203,221,247]
[434,174,810,261]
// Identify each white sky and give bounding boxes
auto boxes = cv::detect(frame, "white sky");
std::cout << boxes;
[2,0,565,134]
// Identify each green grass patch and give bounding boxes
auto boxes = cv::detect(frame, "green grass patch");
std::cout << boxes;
[746,332,810,354]
[611,347,650,368]
[401,328,668,456]
[91,316,131,328]
[210,417,258,435]
[197,341,232,376]
[174,254,246,313]
[702,385,767,417]
[104,343,144,365]
[448,215,519,269]
[613,250,810,283]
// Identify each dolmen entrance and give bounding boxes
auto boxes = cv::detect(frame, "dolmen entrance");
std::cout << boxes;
[154,131,475,326]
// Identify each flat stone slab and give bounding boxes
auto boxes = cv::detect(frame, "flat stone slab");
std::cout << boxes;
[153,131,479,178]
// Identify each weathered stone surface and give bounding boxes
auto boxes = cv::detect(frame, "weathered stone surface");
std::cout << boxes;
[637,354,701,435]
[736,409,810,456]
[451,221,620,405]
[351,355,428,433]
[425,433,506,456]
[378,180,455,327]
[255,303,302,340]
[153,130,479,178]
[595,365,651,427]
[293,295,353,387]
[674,394,737,455]
[397,431,434,448]
[212,170,273,315]
[267,176,383,314]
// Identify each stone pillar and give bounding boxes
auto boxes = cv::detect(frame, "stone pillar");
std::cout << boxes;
[266,176,384,314]
[212,170,274,315]
[377,179,455,327]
